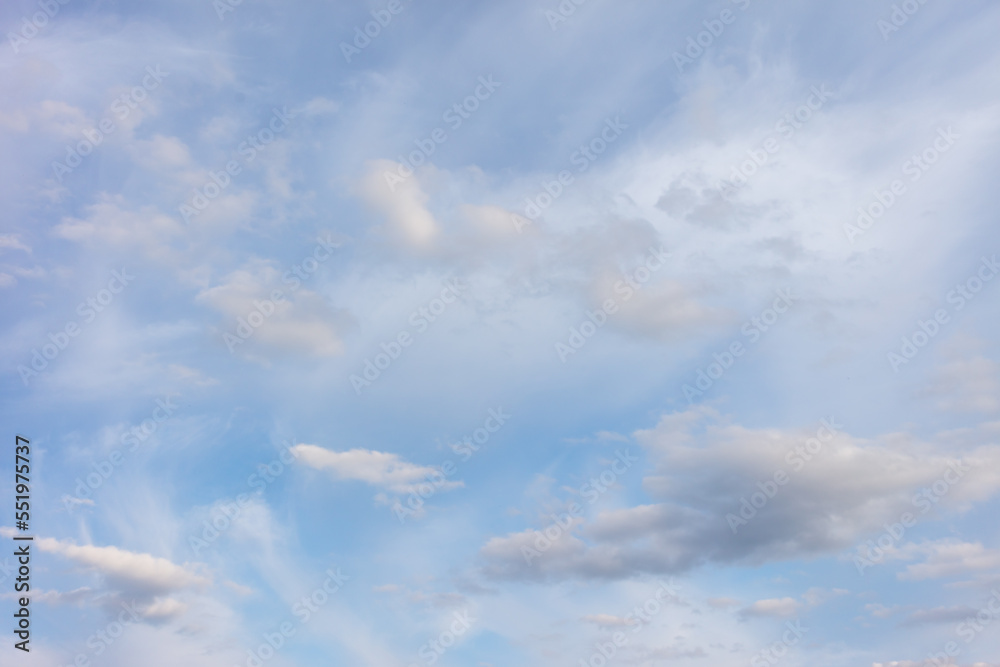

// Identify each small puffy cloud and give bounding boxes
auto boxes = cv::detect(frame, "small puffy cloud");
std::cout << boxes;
[52,194,183,263]
[35,536,210,594]
[141,597,189,621]
[292,444,462,495]
[740,597,801,618]
[581,613,635,628]
[300,96,340,116]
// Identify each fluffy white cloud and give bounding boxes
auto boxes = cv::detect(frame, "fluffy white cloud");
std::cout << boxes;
[292,444,463,495]
[36,536,209,594]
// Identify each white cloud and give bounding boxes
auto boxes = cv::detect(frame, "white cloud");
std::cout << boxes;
[740,597,801,618]
[0,234,31,253]
[897,540,1000,581]
[581,613,635,628]
[36,536,210,594]
[292,444,463,495]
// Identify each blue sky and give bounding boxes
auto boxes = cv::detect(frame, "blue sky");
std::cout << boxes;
[2,0,1000,665]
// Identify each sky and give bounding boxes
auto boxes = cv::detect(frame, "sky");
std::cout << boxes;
[1,0,1000,666]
